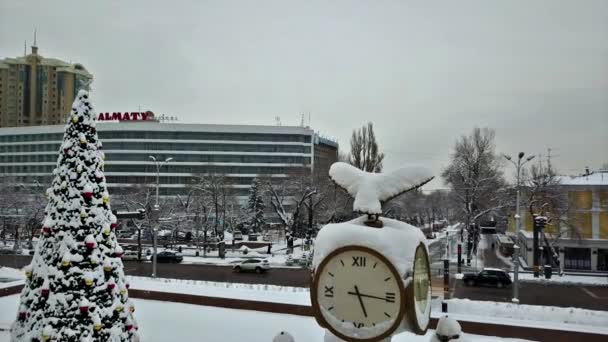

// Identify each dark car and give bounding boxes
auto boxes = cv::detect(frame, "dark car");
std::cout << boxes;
[462,268,512,288]
[155,250,183,263]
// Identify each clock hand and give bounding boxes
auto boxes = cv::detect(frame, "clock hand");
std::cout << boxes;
[353,285,368,318]
[347,291,390,302]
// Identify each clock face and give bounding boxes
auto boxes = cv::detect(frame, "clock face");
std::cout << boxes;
[313,246,404,341]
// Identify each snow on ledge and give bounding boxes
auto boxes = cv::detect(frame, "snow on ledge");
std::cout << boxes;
[434,298,608,335]
[126,276,311,306]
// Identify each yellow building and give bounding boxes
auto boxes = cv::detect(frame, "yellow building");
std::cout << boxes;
[0,45,93,127]
[510,170,608,272]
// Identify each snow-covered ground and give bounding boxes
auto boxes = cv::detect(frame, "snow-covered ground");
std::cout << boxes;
[436,298,608,335]
[0,294,529,341]
[515,272,608,286]
[128,276,311,305]
[3,266,606,338]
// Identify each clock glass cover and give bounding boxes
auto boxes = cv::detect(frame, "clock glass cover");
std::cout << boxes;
[411,243,431,332]
[314,247,404,341]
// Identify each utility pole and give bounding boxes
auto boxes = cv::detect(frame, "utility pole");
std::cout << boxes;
[148,155,173,278]
[533,215,547,278]
[503,152,535,304]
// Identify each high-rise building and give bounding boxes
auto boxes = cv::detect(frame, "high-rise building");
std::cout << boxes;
[0,121,338,198]
[0,44,93,127]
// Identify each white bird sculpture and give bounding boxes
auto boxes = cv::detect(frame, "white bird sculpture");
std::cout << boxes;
[329,162,434,215]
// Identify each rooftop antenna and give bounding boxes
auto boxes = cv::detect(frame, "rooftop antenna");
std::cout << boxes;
[300,113,305,127]
[33,28,37,47]
[24,40,27,56]
[275,116,282,126]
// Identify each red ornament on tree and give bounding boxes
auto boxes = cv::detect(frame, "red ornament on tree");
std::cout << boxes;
[125,283,130,289]
[83,185,93,200]
[110,223,117,230]
[41,288,49,298]
[79,299,90,314]
[85,235,96,249]
[18,312,26,321]
[42,226,51,235]
[107,283,115,291]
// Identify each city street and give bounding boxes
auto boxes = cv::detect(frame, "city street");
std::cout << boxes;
[2,254,607,311]
[451,279,608,311]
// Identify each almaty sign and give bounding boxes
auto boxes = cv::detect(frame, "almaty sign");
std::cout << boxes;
[97,111,155,121]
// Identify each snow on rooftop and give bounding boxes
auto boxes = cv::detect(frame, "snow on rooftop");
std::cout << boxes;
[558,171,608,186]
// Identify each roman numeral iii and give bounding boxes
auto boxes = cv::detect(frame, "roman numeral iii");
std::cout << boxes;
[385,292,395,302]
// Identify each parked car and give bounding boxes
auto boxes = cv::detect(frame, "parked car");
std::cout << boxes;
[462,268,512,288]
[248,233,259,241]
[263,233,272,242]
[153,250,183,263]
[233,231,243,241]
[233,259,270,273]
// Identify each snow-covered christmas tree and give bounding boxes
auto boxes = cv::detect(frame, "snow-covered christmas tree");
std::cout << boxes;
[247,178,266,232]
[11,90,139,342]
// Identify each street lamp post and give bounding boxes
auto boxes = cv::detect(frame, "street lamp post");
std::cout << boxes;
[148,156,173,278]
[503,152,535,304]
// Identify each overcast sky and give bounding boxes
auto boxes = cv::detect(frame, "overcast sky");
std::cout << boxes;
[1,0,606,188]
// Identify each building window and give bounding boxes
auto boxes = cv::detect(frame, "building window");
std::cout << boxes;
[569,191,592,210]
[600,192,608,210]
[570,212,593,238]
[564,248,591,270]
[598,249,608,271]
[600,212,608,239]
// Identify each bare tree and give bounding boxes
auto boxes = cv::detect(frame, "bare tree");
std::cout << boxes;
[442,128,507,257]
[349,122,385,172]
[265,168,318,237]
[522,157,576,272]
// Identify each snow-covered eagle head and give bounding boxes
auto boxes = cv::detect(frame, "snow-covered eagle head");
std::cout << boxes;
[329,162,434,215]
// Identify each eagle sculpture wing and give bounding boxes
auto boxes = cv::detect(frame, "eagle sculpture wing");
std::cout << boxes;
[329,162,434,215]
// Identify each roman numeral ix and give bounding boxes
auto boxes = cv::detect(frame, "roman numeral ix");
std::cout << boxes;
[324,285,334,298]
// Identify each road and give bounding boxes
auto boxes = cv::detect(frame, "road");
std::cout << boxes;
[3,252,608,311]
[451,279,608,311]
[0,255,310,287]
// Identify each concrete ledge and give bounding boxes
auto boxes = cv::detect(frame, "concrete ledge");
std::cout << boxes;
[1,284,606,341]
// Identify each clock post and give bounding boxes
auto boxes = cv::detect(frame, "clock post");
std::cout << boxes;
[310,162,435,342]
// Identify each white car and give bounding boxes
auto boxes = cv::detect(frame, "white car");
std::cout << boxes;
[233,259,271,273]
[121,250,139,261]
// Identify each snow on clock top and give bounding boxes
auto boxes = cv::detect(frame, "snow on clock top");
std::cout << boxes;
[329,162,434,215]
